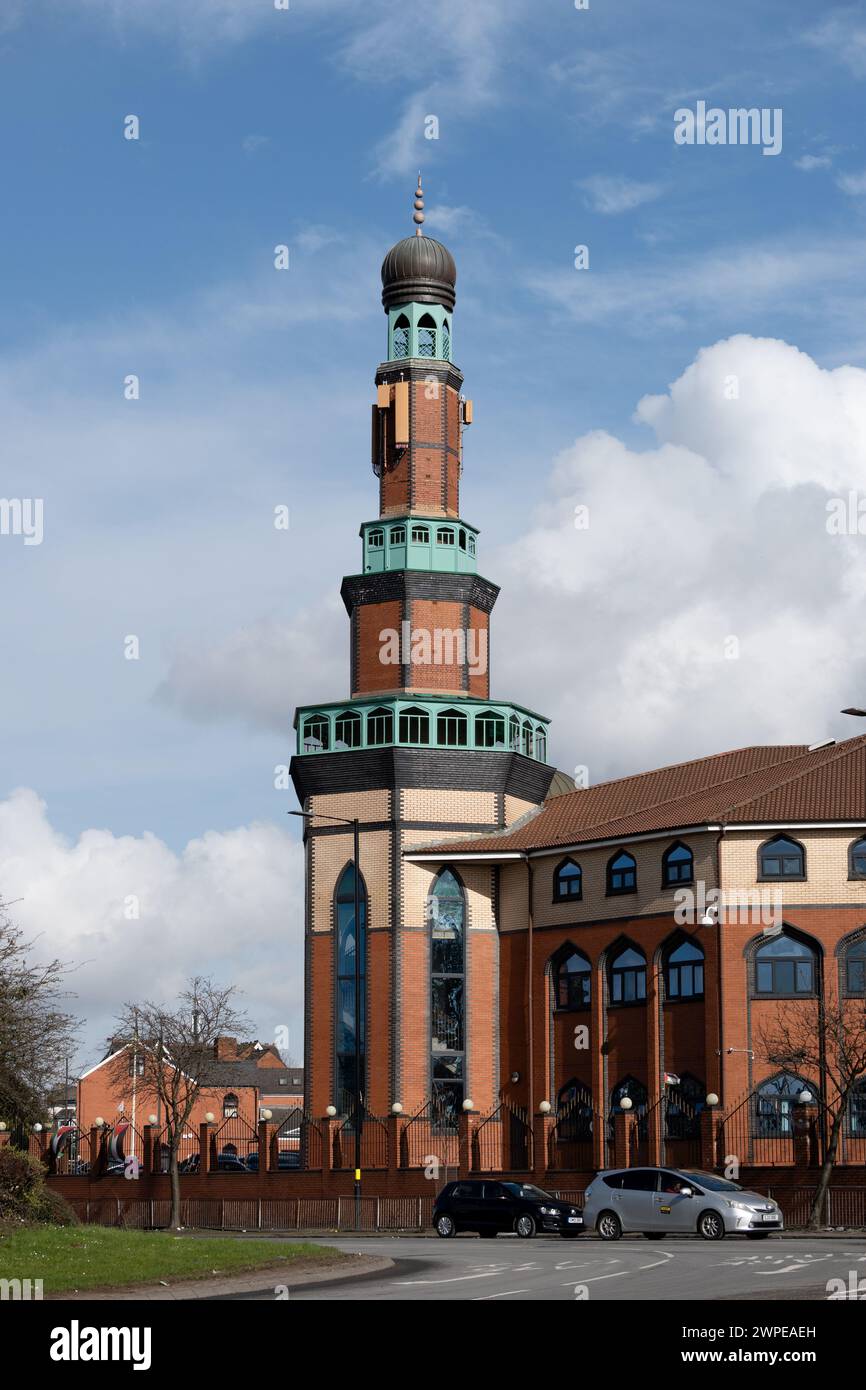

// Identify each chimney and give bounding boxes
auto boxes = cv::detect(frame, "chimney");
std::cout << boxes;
[214,1036,238,1060]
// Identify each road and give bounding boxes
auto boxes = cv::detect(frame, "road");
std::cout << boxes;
[216,1235,866,1302]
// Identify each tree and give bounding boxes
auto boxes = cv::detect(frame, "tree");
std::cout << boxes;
[0,900,79,1127]
[110,978,250,1230]
[757,993,866,1229]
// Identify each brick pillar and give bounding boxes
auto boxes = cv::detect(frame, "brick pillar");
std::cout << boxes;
[199,1122,211,1175]
[793,1104,819,1168]
[533,1111,555,1184]
[142,1124,153,1176]
[613,1111,632,1169]
[699,1106,717,1171]
[458,1109,477,1179]
[89,1126,104,1176]
[591,962,606,1170]
[320,1114,337,1194]
[388,1112,407,1178]
[258,1120,270,1173]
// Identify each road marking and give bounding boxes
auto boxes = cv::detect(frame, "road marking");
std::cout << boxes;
[473,1288,531,1300]
[396,1270,514,1286]
[561,1252,674,1286]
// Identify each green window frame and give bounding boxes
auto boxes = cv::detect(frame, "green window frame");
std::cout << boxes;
[366,707,394,746]
[399,706,430,744]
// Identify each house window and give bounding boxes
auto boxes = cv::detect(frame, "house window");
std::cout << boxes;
[223,1094,239,1119]
[335,863,367,1114]
[509,715,521,751]
[411,525,430,544]
[428,869,465,1123]
[556,951,591,1010]
[436,527,455,546]
[753,1072,815,1138]
[535,727,547,761]
[665,1074,705,1139]
[437,708,468,747]
[522,720,533,757]
[467,535,476,556]
[845,939,866,995]
[607,850,637,895]
[610,946,646,1004]
[475,710,506,748]
[662,841,694,886]
[665,939,705,1000]
[127,1053,145,1078]
[418,313,437,357]
[392,314,410,359]
[458,529,467,550]
[366,707,394,746]
[389,526,406,546]
[759,835,805,880]
[334,710,362,749]
[368,529,385,549]
[553,858,582,903]
[442,319,451,360]
[849,1080,866,1136]
[610,1076,648,1135]
[398,706,430,744]
[556,1079,593,1141]
[849,838,866,879]
[302,713,330,752]
[755,932,816,996]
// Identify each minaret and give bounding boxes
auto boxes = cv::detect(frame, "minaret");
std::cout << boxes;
[291,183,556,1122]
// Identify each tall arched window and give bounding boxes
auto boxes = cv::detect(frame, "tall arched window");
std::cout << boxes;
[223,1093,239,1119]
[759,835,805,880]
[442,317,451,360]
[610,944,646,1004]
[754,932,816,996]
[392,314,410,359]
[366,706,394,746]
[475,709,506,748]
[845,938,866,995]
[754,1072,817,1138]
[665,1073,705,1139]
[664,938,705,1000]
[509,715,521,751]
[556,1079,593,1141]
[335,863,367,1113]
[334,710,361,749]
[535,727,547,761]
[607,850,637,895]
[428,869,465,1124]
[610,1076,648,1137]
[555,950,591,1009]
[418,313,437,357]
[398,706,430,744]
[553,858,582,903]
[849,838,866,879]
[849,1079,866,1136]
[302,712,330,752]
[436,708,468,747]
[662,841,694,886]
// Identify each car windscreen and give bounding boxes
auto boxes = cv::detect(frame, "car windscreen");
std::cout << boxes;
[502,1183,555,1201]
[679,1170,742,1193]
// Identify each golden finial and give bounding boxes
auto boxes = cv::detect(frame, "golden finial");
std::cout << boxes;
[413,171,425,236]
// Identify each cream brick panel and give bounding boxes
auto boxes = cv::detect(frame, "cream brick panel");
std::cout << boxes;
[721,829,866,906]
[311,827,391,933]
[498,862,528,933]
[532,831,720,927]
[310,789,392,823]
[401,787,497,824]
[399,830,496,931]
[505,795,538,826]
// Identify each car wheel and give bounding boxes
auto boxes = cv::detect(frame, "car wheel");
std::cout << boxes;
[746,1231,770,1240]
[643,1232,664,1240]
[436,1214,456,1238]
[697,1210,725,1241]
[596,1211,622,1241]
[514,1213,536,1238]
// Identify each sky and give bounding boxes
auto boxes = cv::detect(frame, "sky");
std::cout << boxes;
[3,0,866,1075]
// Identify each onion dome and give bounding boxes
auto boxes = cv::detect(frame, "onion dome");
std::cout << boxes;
[381,174,457,312]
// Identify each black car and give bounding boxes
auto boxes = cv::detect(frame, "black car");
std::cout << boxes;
[433,1180,583,1239]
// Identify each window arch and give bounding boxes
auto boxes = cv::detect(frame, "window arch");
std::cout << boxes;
[417,313,437,357]
[436,526,455,546]
[753,1072,817,1137]
[334,709,361,749]
[665,1073,705,1139]
[392,314,410,358]
[556,1078,593,1141]
[302,712,330,752]
[428,869,465,1124]
[759,834,805,880]
[368,528,385,549]
[754,931,817,996]
[389,525,406,546]
[398,706,430,744]
[475,709,506,748]
[509,715,521,751]
[554,949,591,1010]
[664,937,705,1000]
[442,317,451,360]
[609,944,646,1004]
[411,524,430,545]
[223,1094,238,1119]
[553,858,582,903]
[436,708,468,747]
[535,727,547,761]
[845,938,866,995]
[366,706,393,746]
[522,720,534,757]
[849,838,866,880]
[607,849,637,896]
[662,841,694,886]
[335,863,367,1113]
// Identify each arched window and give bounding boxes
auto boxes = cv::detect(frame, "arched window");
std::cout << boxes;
[366,706,394,746]
[475,710,506,748]
[555,950,591,1009]
[458,529,467,551]
[334,710,361,749]
[223,1094,239,1119]
[665,1073,705,1139]
[664,938,705,1000]
[437,708,468,747]
[845,938,866,995]
[509,715,521,751]
[755,932,816,996]
[759,835,805,880]
[442,318,451,360]
[436,526,455,546]
[754,1072,816,1137]
[428,870,465,1124]
[411,524,430,544]
[849,1079,866,1136]
[849,838,866,879]
[302,712,330,752]
[610,945,646,1004]
[335,863,367,1113]
[467,535,476,556]
[553,858,582,903]
[662,841,694,886]
[389,525,406,546]
[392,314,410,359]
[398,706,430,744]
[522,720,534,757]
[607,850,637,895]
[556,1079,593,1141]
[368,528,385,549]
[418,313,437,357]
[610,1076,648,1137]
[535,727,547,761]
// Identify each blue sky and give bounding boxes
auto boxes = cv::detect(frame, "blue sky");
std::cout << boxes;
[4,0,866,1064]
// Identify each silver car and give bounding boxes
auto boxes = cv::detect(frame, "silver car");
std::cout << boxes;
[582,1167,784,1241]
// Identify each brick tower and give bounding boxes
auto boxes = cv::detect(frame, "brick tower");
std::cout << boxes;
[291,179,557,1123]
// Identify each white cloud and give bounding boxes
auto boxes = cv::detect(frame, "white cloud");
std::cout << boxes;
[805,16,866,79]
[0,789,304,1068]
[837,169,866,196]
[491,335,866,780]
[579,175,663,215]
[795,154,832,172]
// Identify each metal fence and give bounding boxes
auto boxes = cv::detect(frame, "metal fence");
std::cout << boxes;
[471,1102,533,1173]
[210,1114,261,1174]
[151,1124,201,1175]
[547,1104,602,1172]
[331,1108,390,1170]
[399,1100,459,1172]
[272,1108,324,1171]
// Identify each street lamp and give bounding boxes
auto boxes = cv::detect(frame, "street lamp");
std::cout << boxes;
[291,808,363,1231]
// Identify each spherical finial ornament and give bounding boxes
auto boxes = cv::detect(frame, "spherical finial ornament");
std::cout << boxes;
[204,1111,215,1124]
[148,1114,158,1126]
[262,1108,273,1121]
[391,1102,403,1114]
[619,1096,633,1111]
[539,1100,552,1115]
[462,1098,474,1112]
[706,1093,719,1108]
[413,171,425,234]
[326,1105,337,1117]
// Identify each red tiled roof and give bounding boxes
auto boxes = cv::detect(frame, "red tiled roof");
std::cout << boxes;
[410,736,866,857]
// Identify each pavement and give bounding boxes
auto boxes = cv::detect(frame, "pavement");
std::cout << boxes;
[49,1253,393,1301]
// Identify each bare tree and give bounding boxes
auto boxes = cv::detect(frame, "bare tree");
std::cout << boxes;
[0,900,79,1125]
[758,994,866,1229]
[110,978,250,1230]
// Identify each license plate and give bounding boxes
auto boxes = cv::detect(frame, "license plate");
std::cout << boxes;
[568,1216,582,1224]
[761,1214,777,1222]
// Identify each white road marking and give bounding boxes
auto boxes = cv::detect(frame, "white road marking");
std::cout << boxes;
[561,1252,675,1286]
[473,1288,532,1300]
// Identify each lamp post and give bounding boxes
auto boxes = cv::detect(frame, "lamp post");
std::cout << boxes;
[291,808,363,1230]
